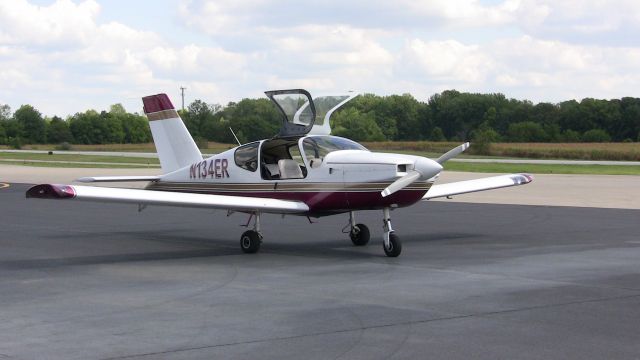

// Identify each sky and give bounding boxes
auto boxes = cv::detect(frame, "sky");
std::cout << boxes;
[1,0,640,117]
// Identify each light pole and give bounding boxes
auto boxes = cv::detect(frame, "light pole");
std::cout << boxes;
[180,86,186,110]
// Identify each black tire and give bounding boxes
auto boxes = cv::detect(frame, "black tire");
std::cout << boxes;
[350,224,370,246]
[240,230,261,254]
[383,232,402,257]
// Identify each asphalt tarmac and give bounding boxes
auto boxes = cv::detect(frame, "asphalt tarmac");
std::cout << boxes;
[1,183,639,359]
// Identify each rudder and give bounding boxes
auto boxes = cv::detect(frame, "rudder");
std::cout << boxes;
[142,94,202,173]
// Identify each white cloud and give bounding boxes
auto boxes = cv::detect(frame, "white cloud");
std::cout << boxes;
[394,34,640,103]
[2,0,640,117]
[0,0,252,115]
[397,0,516,26]
[511,0,640,45]
[0,0,99,47]
[400,39,494,83]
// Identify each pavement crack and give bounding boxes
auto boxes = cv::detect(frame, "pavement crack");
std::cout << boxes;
[100,292,640,360]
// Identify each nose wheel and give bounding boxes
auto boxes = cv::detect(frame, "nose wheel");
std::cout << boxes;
[382,207,401,257]
[383,232,401,257]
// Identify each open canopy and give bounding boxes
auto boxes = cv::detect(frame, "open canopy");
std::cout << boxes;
[265,89,358,138]
[265,89,316,137]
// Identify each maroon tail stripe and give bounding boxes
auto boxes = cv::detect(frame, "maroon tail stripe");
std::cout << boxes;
[142,94,174,114]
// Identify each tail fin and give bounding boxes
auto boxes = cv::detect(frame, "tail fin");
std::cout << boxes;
[142,94,202,174]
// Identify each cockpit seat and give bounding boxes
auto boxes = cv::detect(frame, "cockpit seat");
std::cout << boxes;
[264,163,280,178]
[278,159,303,179]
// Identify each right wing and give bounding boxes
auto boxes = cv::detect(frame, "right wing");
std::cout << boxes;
[26,184,309,214]
[423,173,533,200]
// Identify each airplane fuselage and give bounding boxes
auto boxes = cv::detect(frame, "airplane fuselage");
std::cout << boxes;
[146,135,435,216]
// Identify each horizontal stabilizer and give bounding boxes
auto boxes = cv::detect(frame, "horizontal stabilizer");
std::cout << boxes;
[423,173,533,200]
[76,176,161,183]
[26,184,309,214]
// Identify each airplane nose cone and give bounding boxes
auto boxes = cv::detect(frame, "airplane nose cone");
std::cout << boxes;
[415,157,443,179]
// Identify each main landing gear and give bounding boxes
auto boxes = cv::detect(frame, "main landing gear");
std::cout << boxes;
[240,212,262,254]
[346,209,402,257]
[239,209,402,257]
[348,211,370,246]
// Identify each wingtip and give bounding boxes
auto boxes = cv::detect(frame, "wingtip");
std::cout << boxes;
[512,173,534,185]
[26,184,76,199]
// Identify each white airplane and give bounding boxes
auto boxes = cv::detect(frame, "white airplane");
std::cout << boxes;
[26,89,532,257]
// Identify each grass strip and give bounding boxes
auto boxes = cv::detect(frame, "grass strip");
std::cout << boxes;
[444,161,640,175]
[0,152,160,165]
[0,160,160,169]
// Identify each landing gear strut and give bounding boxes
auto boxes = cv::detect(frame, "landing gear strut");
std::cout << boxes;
[348,211,370,246]
[240,212,262,254]
[382,207,401,257]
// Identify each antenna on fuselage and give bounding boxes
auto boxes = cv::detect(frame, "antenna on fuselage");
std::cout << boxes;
[229,127,242,146]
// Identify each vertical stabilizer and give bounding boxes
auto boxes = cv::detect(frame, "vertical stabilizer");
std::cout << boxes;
[142,94,202,173]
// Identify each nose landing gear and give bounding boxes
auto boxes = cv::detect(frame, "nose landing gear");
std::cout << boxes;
[382,207,401,257]
[344,209,402,257]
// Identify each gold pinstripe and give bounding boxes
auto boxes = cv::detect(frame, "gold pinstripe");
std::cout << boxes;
[147,181,431,193]
[146,109,179,121]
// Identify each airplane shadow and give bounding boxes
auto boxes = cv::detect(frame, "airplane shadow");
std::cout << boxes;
[4,229,480,270]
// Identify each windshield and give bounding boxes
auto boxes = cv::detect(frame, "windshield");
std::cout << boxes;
[302,136,368,160]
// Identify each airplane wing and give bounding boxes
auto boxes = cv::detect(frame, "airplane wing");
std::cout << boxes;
[26,184,309,214]
[422,173,533,200]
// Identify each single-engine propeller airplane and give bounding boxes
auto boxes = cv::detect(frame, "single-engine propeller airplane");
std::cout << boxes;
[27,89,532,257]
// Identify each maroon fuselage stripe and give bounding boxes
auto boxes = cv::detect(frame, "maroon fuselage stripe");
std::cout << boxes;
[146,186,427,214]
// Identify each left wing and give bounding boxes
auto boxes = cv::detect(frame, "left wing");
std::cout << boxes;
[26,184,309,214]
[423,173,533,200]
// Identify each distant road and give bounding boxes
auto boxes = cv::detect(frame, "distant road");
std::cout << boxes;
[451,158,640,166]
[2,149,640,166]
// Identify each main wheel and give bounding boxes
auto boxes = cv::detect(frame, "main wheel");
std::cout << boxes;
[350,224,370,246]
[383,233,402,257]
[240,230,261,254]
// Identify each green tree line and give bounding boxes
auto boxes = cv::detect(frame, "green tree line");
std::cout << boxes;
[2,90,640,147]
[0,103,152,148]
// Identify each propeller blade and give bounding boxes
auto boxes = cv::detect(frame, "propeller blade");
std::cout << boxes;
[381,170,421,197]
[436,142,470,164]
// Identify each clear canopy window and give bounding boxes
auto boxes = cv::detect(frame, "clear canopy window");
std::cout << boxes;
[302,135,368,160]
[271,93,314,126]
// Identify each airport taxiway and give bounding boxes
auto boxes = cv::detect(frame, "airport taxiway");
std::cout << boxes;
[1,181,639,359]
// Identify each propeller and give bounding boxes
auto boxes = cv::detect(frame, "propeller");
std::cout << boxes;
[436,142,469,164]
[381,157,442,197]
[381,170,421,197]
[381,142,470,198]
